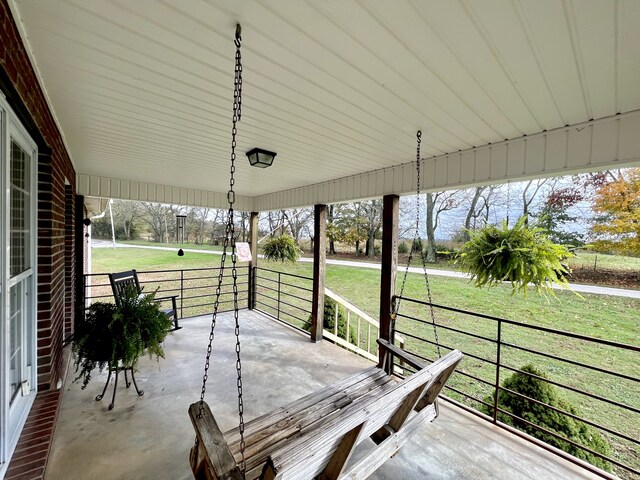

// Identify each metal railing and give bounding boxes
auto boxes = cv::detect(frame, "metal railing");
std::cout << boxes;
[392,295,639,480]
[253,267,313,333]
[82,265,637,478]
[83,267,250,318]
[253,269,390,363]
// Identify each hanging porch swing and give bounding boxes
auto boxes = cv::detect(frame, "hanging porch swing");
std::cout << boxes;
[188,25,463,480]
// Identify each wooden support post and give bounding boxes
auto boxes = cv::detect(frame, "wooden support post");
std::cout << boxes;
[248,212,259,310]
[379,194,399,373]
[310,204,327,342]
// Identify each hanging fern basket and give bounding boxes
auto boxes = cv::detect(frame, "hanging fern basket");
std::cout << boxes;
[261,234,301,263]
[456,216,574,296]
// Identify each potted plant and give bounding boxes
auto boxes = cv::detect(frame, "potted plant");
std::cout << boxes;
[262,234,301,263]
[456,215,574,296]
[72,286,172,407]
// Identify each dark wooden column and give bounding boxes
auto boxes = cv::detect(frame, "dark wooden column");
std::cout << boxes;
[379,194,399,372]
[248,211,259,310]
[310,204,327,342]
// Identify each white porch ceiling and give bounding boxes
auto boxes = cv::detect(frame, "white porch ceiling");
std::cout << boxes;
[11,0,640,210]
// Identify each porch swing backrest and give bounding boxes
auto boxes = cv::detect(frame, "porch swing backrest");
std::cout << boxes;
[189,342,463,480]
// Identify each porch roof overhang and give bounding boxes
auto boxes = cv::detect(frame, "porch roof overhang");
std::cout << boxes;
[9,0,640,212]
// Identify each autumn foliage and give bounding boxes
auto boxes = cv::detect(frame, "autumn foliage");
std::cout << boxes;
[592,168,640,255]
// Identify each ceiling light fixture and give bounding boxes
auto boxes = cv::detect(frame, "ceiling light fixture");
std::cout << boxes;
[246,148,276,168]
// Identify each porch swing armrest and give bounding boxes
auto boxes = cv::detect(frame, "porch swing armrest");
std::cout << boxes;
[377,339,426,371]
[189,402,243,480]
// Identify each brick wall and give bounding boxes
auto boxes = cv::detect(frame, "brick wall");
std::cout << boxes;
[64,185,75,339]
[1,0,78,390]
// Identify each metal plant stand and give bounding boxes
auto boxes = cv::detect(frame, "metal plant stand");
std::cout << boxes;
[95,364,144,410]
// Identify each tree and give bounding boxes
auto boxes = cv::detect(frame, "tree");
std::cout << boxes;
[141,203,176,243]
[285,208,313,244]
[521,179,553,224]
[591,167,640,255]
[331,201,381,257]
[327,205,338,255]
[425,191,463,262]
[90,200,142,240]
[209,210,225,245]
[462,186,495,241]
[116,200,144,240]
[361,200,382,257]
[187,207,211,245]
[536,186,584,246]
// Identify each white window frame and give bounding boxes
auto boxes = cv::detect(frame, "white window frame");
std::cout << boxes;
[0,92,38,480]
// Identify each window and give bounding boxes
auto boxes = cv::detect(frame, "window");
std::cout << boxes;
[1,95,38,477]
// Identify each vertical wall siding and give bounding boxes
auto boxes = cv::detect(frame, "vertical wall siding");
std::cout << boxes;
[76,174,254,212]
[251,112,640,211]
[1,0,77,390]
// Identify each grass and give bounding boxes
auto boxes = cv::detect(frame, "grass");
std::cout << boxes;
[91,247,639,478]
[117,239,224,251]
[568,250,640,272]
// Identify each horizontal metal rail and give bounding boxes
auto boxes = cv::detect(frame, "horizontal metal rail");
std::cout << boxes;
[393,294,639,478]
[83,266,250,319]
[254,267,313,332]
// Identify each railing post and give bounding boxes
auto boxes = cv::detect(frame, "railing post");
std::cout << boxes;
[180,269,184,319]
[249,211,259,311]
[277,271,281,321]
[493,319,502,423]
[248,266,255,310]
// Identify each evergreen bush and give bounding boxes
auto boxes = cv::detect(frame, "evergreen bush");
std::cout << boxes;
[411,238,423,253]
[398,241,409,254]
[306,296,357,344]
[262,234,301,263]
[482,365,611,472]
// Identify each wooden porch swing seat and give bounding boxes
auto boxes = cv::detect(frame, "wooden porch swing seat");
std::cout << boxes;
[189,340,463,480]
[109,269,181,331]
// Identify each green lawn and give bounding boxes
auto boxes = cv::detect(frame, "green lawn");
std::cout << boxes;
[91,247,639,478]
[568,250,640,272]
[118,239,224,252]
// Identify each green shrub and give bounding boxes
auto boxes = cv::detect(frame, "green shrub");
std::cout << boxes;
[456,216,574,295]
[411,238,423,253]
[262,235,301,263]
[435,243,457,261]
[482,365,611,472]
[306,296,357,344]
[398,241,409,254]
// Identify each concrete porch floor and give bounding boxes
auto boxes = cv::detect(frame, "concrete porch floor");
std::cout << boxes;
[46,311,602,480]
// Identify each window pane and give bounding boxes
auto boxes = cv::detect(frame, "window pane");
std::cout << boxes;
[10,140,31,277]
[9,283,23,403]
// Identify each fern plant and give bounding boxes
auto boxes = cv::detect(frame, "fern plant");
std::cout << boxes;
[262,234,301,263]
[73,287,172,389]
[456,216,574,296]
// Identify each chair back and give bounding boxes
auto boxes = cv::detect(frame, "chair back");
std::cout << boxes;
[109,270,141,307]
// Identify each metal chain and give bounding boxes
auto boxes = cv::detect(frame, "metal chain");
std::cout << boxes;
[506,181,511,227]
[394,131,441,358]
[197,23,246,478]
